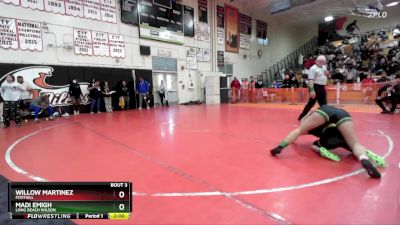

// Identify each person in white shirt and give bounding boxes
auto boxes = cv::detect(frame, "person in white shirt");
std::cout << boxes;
[0,75,25,128]
[17,76,33,116]
[157,80,169,107]
[298,55,330,121]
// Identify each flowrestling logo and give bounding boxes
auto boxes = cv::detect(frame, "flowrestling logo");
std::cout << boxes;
[0,66,90,106]
[352,7,388,19]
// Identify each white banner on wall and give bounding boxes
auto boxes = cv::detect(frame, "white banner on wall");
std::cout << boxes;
[195,48,210,62]
[100,0,117,23]
[83,0,101,20]
[44,0,66,14]
[194,22,210,42]
[217,27,224,45]
[186,47,197,70]
[21,0,45,10]
[17,20,43,51]
[0,17,19,50]
[65,0,84,17]
[4,0,117,23]
[92,31,109,56]
[240,34,251,49]
[108,33,125,58]
[2,0,20,5]
[203,49,210,62]
[74,28,93,55]
[196,48,203,62]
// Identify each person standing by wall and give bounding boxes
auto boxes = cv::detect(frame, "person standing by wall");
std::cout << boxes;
[88,80,101,114]
[1,75,25,128]
[230,77,241,103]
[69,78,82,115]
[101,81,113,112]
[241,78,249,102]
[136,77,150,110]
[248,76,257,103]
[117,80,130,110]
[298,55,330,121]
[16,76,33,117]
[157,80,169,107]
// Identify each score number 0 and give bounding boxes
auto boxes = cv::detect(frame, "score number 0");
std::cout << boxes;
[118,191,125,211]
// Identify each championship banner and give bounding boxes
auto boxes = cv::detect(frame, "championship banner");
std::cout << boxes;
[100,0,116,23]
[217,5,224,45]
[21,0,45,10]
[225,5,239,53]
[198,0,207,23]
[1,0,20,5]
[0,17,19,50]
[65,0,84,17]
[5,0,116,23]
[17,20,43,51]
[217,50,224,66]
[92,31,109,56]
[73,28,93,56]
[83,0,101,20]
[44,0,66,14]
[194,22,210,42]
[256,19,268,39]
[108,33,125,58]
[239,13,251,49]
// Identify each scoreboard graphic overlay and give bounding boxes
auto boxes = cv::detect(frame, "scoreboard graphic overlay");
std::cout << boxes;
[8,182,132,220]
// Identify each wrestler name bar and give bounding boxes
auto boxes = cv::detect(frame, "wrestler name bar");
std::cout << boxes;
[10,212,130,220]
[8,182,133,220]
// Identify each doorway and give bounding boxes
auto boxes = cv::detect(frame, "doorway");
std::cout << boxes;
[153,72,178,105]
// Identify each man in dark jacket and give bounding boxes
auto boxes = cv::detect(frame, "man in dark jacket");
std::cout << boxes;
[69,79,82,115]
[88,80,101,113]
[375,83,400,114]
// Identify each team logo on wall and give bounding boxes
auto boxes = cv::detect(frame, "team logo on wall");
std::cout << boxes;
[0,66,90,106]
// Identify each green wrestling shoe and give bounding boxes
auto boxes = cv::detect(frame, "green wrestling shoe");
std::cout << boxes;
[319,147,341,162]
[366,150,386,167]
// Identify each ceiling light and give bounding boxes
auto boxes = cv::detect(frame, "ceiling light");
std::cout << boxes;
[324,16,334,22]
[386,1,399,7]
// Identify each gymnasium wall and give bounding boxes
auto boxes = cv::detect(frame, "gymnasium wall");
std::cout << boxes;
[0,0,317,103]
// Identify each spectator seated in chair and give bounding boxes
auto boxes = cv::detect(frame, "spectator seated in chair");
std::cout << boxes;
[29,93,55,122]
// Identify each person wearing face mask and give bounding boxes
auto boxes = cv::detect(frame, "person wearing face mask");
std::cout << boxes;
[298,55,330,121]
[69,78,82,115]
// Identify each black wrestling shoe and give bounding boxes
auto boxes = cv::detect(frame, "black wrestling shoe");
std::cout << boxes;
[361,159,381,179]
[270,146,284,156]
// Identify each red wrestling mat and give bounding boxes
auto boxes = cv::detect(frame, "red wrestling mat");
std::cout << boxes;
[1,105,399,224]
